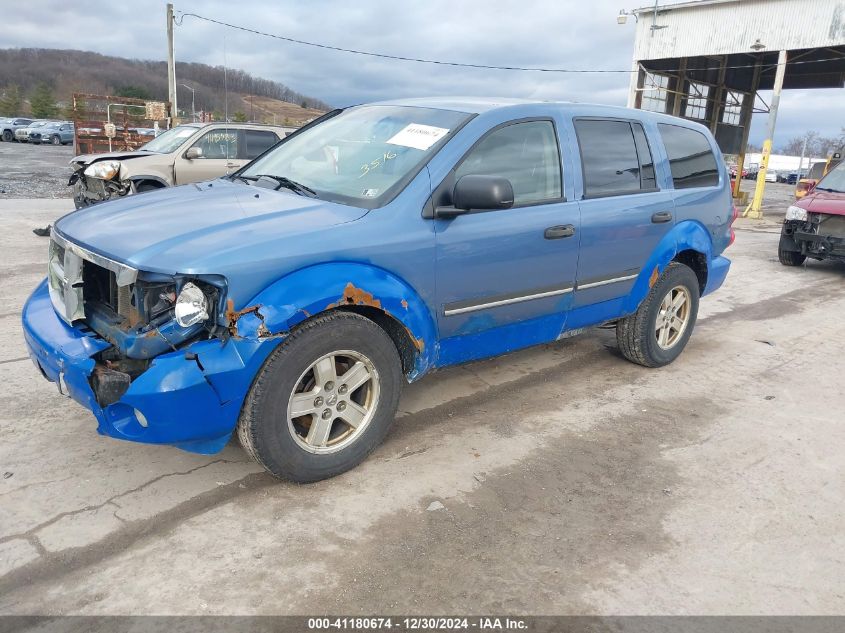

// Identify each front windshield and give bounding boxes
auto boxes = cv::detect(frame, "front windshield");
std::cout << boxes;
[140,126,198,154]
[239,105,471,207]
[816,160,845,193]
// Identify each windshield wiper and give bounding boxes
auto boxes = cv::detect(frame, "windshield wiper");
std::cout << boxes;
[249,174,318,198]
[815,186,843,193]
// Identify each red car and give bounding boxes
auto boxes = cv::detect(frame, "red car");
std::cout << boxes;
[779,160,845,265]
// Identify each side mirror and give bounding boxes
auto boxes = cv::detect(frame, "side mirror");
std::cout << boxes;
[185,147,203,160]
[435,175,514,218]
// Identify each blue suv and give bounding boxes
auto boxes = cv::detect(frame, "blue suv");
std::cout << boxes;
[22,98,733,482]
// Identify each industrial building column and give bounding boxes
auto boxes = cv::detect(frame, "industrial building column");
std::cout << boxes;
[733,59,763,199]
[709,57,728,136]
[627,60,644,108]
[746,50,787,219]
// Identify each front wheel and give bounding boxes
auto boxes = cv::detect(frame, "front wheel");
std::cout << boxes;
[51,135,61,145]
[616,262,700,368]
[237,311,403,483]
[1,130,11,142]
[778,236,806,266]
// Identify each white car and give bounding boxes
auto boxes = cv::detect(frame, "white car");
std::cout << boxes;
[765,170,779,183]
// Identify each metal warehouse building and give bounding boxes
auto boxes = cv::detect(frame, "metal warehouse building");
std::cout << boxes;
[623,0,845,216]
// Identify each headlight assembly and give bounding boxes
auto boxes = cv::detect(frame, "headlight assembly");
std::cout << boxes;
[83,160,121,180]
[785,205,808,222]
[174,282,210,327]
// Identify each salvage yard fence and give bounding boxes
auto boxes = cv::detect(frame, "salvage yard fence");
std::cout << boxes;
[71,93,171,155]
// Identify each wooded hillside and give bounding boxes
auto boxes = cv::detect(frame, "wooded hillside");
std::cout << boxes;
[0,48,330,119]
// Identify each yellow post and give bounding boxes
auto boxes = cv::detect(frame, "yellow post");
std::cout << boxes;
[733,152,745,198]
[744,50,787,219]
[746,140,772,219]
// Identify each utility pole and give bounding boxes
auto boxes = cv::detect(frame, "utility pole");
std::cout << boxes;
[166,3,177,125]
[746,50,787,219]
[798,135,808,179]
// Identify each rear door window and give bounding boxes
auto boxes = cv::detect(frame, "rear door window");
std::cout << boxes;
[243,130,280,160]
[658,123,719,189]
[631,122,656,190]
[575,119,650,198]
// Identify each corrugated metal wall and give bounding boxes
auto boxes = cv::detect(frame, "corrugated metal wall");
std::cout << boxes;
[633,0,845,61]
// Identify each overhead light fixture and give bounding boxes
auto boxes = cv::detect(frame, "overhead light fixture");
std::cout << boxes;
[750,39,766,51]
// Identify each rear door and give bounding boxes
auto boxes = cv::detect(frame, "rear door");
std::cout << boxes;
[174,128,242,184]
[573,118,675,308]
[241,129,281,164]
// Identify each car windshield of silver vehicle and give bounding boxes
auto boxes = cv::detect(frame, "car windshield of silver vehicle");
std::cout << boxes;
[237,105,471,208]
[139,126,197,153]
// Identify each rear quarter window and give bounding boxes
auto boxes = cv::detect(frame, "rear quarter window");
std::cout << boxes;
[658,123,719,189]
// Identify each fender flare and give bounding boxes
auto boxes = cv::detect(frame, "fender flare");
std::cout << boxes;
[229,262,438,378]
[622,220,714,314]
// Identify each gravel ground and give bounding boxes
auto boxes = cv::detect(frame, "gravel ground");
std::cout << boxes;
[0,140,74,199]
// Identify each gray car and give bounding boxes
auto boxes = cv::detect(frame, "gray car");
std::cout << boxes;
[1,117,34,142]
[29,121,74,145]
[15,120,52,143]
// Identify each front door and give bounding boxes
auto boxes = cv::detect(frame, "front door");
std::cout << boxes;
[433,119,580,359]
[174,128,244,184]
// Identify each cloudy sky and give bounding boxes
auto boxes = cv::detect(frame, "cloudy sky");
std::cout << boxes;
[5,0,844,148]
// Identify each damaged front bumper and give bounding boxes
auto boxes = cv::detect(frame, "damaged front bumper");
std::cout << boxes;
[69,171,130,207]
[22,279,281,454]
[781,218,845,261]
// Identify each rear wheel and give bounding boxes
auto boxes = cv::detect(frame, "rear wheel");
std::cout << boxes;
[616,262,700,368]
[237,311,403,483]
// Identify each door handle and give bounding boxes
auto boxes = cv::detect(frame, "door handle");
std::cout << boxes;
[651,211,673,224]
[544,224,576,239]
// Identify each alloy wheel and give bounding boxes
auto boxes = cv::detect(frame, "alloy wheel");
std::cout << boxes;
[655,285,691,350]
[286,350,380,454]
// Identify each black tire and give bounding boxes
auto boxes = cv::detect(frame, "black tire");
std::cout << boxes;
[616,262,700,368]
[1,130,12,142]
[778,239,806,266]
[237,311,403,483]
[51,135,61,146]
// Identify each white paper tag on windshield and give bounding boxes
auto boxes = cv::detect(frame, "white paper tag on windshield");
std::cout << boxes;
[386,124,450,151]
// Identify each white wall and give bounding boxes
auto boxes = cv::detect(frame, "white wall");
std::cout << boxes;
[633,0,845,61]
[741,153,826,171]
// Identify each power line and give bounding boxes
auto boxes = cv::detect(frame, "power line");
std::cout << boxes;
[176,11,845,75]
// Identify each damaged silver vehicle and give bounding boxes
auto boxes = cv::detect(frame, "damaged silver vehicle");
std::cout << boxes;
[68,122,291,208]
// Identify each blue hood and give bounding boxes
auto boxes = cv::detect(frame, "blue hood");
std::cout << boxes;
[55,179,369,275]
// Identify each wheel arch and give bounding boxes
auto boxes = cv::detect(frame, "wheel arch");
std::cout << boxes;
[128,175,168,189]
[623,220,713,313]
[228,262,437,380]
